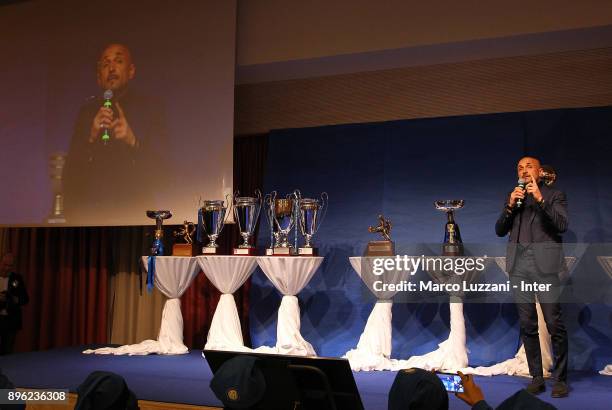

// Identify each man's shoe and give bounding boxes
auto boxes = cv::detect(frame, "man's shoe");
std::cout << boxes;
[526,376,545,394]
[551,381,569,398]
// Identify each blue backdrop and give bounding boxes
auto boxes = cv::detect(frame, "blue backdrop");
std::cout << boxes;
[250,106,612,371]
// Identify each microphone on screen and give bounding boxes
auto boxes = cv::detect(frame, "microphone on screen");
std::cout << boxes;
[516,178,526,208]
[101,89,113,144]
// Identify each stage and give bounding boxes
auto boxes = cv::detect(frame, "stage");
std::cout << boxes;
[1,346,610,409]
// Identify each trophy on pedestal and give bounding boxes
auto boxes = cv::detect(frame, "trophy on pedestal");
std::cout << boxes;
[172,221,196,256]
[233,190,262,255]
[263,191,277,255]
[296,192,328,256]
[146,210,172,256]
[47,153,66,224]
[366,214,395,256]
[269,192,298,255]
[434,200,464,256]
[199,197,229,254]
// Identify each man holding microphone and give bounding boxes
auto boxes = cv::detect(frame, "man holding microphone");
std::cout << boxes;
[495,156,569,398]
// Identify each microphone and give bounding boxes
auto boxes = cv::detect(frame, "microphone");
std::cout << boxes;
[516,179,526,208]
[101,89,113,144]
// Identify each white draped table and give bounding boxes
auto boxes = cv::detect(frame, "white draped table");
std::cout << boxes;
[463,256,576,377]
[84,256,199,355]
[343,257,413,371]
[596,256,612,376]
[196,255,258,352]
[254,256,323,356]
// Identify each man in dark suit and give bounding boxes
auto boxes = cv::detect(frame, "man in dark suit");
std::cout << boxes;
[0,253,29,355]
[495,156,569,398]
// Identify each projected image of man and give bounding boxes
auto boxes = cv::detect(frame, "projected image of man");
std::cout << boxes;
[64,43,167,223]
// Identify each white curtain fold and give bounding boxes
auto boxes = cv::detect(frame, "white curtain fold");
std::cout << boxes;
[83,256,199,356]
[463,300,553,377]
[400,302,468,372]
[343,257,411,371]
[600,365,612,376]
[254,256,323,356]
[196,256,258,352]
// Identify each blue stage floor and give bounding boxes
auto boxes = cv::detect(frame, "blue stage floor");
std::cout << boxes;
[1,346,610,409]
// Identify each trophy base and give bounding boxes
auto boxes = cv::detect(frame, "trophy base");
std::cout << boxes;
[442,243,464,256]
[173,243,195,256]
[233,247,257,256]
[272,247,297,256]
[366,240,395,256]
[298,247,318,256]
[202,247,220,255]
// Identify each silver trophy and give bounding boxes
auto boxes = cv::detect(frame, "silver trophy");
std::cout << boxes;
[233,190,263,255]
[297,192,328,255]
[434,200,464,256]
[146,210,172,255]
[200,197,229,254]
[271,193,298,255]
[263,191,277,255]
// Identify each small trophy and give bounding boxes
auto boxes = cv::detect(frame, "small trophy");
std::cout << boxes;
[263,191,277,255]
[366,214,395,256]
[297,192,328,256]
[47,153,66,224]
[199,198,229,254]
[172,221,196,256]
[233,190,262,255]
[146,210,172,256]
[272,193,298,255]
[434,200,464,256]
[540,165,557,186]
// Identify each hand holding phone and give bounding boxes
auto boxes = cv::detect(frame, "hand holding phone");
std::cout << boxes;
[435,372,464,393]
[455,371,485,406]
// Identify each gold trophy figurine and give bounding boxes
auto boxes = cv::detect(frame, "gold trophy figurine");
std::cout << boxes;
[172,220,196,256]
[366,214,395,256]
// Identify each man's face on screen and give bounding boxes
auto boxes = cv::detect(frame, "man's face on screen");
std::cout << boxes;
[97,44,135,92]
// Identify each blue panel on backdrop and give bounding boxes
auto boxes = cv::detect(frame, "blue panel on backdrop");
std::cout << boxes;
[250,106,612,371]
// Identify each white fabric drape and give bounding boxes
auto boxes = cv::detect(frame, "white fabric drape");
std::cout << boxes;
[83,256,199,355]
[600,365,612,376]
[343,257,412,371]
[463,257,554,376]
[254,256,323,356]
[401,302,468,372]
[196,256,258,352]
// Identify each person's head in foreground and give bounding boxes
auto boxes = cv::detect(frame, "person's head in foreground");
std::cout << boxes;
[210,355,266,409]
[74,370,138,410]
[388,368,448,410]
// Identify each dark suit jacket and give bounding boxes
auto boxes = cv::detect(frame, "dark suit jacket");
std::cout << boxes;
[495,183,568,274]
[1,272,29,331]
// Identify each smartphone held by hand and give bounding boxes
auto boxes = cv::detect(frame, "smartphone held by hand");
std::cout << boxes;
[436,372,464,393]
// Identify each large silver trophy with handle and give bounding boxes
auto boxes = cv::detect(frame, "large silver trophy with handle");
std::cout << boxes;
[233,190,262,255]
[434,199,464,256]
[271,193,297,256]
[296,191,328,256]
[199,196,230,254]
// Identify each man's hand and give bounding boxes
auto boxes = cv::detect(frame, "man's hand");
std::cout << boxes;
[89,106,114,142]
[526,171,543,203]
[110,102,137,147]
[508,186,525,207]
[455,371,485,406]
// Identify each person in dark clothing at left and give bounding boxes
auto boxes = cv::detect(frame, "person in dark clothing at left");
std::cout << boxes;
[0,253,29,355]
